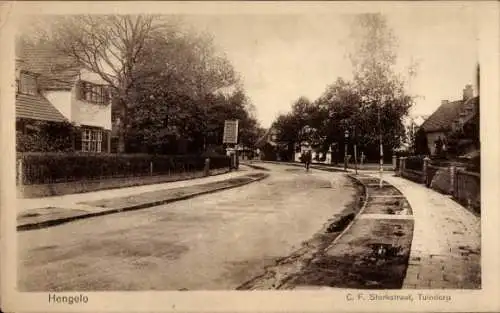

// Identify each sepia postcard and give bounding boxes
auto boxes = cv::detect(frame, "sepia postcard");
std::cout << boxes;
[1,1,499,312]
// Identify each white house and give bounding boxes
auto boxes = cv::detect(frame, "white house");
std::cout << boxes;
[17,46,112,153]
[293,142,332,164]
[398,114,429,152]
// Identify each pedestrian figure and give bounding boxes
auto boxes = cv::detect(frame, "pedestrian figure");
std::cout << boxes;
[303,149,312,172]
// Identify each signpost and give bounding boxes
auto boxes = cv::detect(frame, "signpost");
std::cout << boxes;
[223,120,239,170]
[223,120,239,144]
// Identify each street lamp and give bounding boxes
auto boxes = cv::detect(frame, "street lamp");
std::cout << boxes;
[344,130,349,170]
[352,126,358,175]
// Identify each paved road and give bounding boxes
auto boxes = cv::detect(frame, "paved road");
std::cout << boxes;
[18,163,356,291]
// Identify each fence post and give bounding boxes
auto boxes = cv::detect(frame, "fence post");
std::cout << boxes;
[449,165,457,196]
[392,155,397,171]
[423,156,430,186]
[395,157,400,176]
[204,158,210,177]
[399,157,406,177]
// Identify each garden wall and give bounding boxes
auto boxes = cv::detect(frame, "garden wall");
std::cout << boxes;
[398,156,480,214]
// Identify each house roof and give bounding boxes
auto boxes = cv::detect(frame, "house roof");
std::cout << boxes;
[16,93,68,123]
[256,127,271,146]
[256,127,279,146]
[18,46,81,90]
[420,99,468,133]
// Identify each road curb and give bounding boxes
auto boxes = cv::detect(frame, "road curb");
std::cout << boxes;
[323,173,415,288]
[324,174,370,250]
[240,163,271,171]
[17,173,270,232]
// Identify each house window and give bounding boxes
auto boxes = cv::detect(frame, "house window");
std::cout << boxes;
[79,81,109,105]
[17,72,38,96]
[82,128,103,152]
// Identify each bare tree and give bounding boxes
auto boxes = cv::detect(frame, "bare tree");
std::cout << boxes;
[44,15,178,152]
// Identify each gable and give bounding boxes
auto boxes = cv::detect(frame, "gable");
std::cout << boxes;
[420,100,466,133]
[18,45,81,90]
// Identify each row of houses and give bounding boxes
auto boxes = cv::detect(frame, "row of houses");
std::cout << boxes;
[258,84,480,162]
[15,43,116,153]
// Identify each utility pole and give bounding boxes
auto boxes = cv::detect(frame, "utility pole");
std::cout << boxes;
[344,130,349,170]
[378,99,384,188]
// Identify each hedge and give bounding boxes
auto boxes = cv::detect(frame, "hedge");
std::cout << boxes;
[17,152,230,185]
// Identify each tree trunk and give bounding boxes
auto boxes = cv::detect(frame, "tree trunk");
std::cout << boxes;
[117,100,128,153]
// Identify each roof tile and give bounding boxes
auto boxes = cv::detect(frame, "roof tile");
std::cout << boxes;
[421,99,467,133]
[16,93,68,123]
[18,45,81,90]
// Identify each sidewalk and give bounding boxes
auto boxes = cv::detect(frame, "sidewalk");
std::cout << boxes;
[370,173,481,289]
[18,166,268,231]
[19,167,246,213]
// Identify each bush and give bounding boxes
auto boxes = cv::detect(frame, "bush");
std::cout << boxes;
[18,152,230,185]
[16,120,75,153]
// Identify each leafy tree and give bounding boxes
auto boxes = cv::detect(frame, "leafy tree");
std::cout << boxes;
[315,78,361,149]
[348,13,414,160]
[414,128,430,155]
[270,14,415,162]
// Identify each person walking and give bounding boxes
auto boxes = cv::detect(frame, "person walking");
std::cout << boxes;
[303,149,312,172]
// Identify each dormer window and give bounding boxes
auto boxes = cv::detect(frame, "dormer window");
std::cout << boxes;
[78,80,110,105]
[17,72,38,96]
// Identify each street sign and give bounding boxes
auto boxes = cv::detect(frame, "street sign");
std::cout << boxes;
[223,120,239,144]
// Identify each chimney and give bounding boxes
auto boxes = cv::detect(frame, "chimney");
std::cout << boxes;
[463,84,474,100]
[441,100,449,106]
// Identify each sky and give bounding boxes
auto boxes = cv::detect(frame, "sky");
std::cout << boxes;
[181,6,479,128]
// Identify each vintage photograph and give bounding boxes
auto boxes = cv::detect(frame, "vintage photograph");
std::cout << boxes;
[9,3,484,298]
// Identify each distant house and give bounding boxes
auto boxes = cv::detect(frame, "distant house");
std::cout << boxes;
[16,45,112,153]
[420,85,479,156]
[398,114,429,152]
[255,127,279,160]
